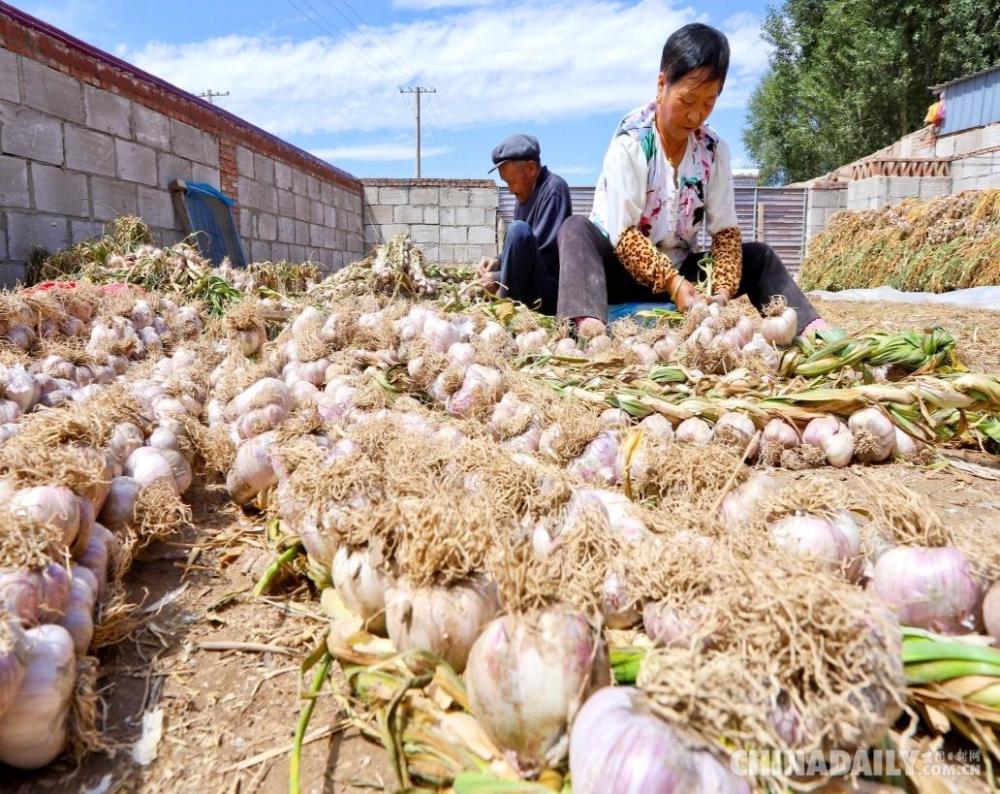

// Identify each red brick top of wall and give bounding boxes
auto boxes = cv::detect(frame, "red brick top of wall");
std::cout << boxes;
[0,2,362,193]
[362,178,498,188]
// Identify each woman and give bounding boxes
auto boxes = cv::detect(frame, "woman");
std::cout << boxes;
[556,23,826,338]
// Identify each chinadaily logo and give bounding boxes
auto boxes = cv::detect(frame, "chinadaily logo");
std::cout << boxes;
[730,748,984,779]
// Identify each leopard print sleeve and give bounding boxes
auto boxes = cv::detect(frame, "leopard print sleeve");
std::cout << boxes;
[710,226,743,299]
[614,226,679,295]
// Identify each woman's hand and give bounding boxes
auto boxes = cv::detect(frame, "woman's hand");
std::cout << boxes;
[671,277,700,312]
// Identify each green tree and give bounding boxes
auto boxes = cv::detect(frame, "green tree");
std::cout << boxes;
[744,0,1000,185]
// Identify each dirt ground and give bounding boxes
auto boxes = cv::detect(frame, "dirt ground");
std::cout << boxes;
[8,300,1000,794]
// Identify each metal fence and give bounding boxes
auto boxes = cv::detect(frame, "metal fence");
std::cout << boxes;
[499,185,809,273]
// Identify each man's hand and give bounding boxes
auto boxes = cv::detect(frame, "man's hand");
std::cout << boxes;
[672,278,700,312]
[709,293,728,307]
[478,256,501,294]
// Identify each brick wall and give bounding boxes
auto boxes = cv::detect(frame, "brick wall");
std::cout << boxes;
[363,179,498,265]
[0,4,364,287]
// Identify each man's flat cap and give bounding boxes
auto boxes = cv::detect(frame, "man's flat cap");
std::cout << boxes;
[489,134,540,173]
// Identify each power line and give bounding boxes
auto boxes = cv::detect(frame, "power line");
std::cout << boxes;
[319,0,412,82]
[282,0,400,86]
[283,0,472,177]
[327,0,473,177]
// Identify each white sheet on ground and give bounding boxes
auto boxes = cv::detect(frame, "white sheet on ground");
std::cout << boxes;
[807,286,1000,311]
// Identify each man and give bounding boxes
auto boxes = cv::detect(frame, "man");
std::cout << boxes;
[478,134,572,315]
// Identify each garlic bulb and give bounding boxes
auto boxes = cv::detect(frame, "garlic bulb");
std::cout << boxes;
[69,564,98,603]
[560,488,650,545]
[69,497,97,557]
[236,404,289,438]
[719,474,779,527]
[803,416,855,468]
[675,417,712,445]
[601,571,641,629]
[445,365,502,417]
[227,431,278,504]
[652,334,678,363]
[638,413,675,441]
[643,600,718,651]
[9,486,80,549]
[762,418,799,450]
[78,524,113,599]
[741,334,779,370]
[422,315,460,353]
[516,329,548,355]
[0,567,42,624]
[713,412,758,457]
[125,447,178,494]
[0,624,76,768]
[159,448,193,495]
[0,617,28,719]
[553,337,579,357]
[570,686,748,794]
[893,427,922,460]
[501,425,542,454]
[37,563,72,623]
[109,422,145,465]
[770,512,862,581]
[849,408,896,463]
[293,512,339,572]
[233,326,265,356]
[148,427,180,452]
[385,576,498,672]
[983,583,1000,643]
[332,547,395,635]
[58,575,96,655]
[465,607,609,774]
[1,367,40,413]
[870,546,980,633]
[224,378,291,422]
[488,392,533,440]
[599,408,631,430]
[568,432,620,485]
[99,476,141,532]
[761,306,798,346]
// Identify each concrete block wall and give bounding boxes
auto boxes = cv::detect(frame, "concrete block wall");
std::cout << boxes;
[363,179,498,264]
[0,56,220,285]
[804,186,847,242]
[951,153,1000,191]
[236,146,364,270]
[0,6,364,287]
[845,176,952,212]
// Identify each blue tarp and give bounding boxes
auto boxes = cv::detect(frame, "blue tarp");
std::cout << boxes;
[180,182,246,267]
[608,301,677,326]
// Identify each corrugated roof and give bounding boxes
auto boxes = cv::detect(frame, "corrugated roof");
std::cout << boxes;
[930,64,1000,92]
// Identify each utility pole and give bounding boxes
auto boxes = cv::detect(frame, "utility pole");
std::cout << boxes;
[400,86,436,177]
[199,90,230,105]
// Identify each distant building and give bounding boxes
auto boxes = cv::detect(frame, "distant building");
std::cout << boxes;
[933,65,1000,137]
[797,65,1000,243]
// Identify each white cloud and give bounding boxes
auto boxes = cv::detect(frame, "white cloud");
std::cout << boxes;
[126,0,766,139]
[16,0,110,43]
[312,143,450,161]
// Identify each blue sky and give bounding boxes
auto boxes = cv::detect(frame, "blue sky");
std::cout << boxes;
[14,0,772,183]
